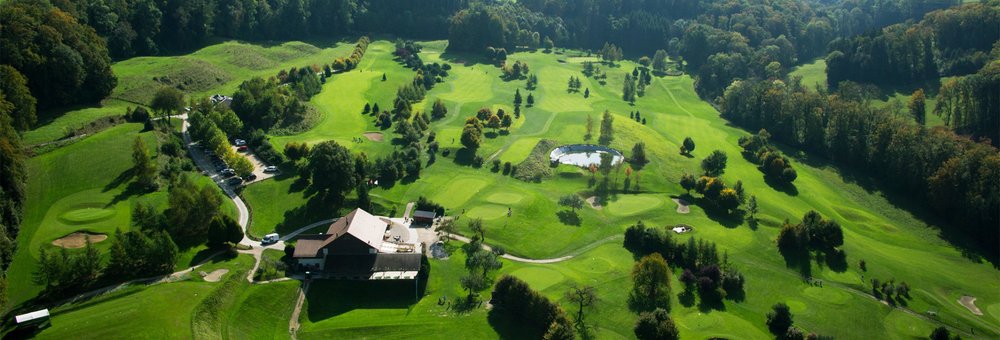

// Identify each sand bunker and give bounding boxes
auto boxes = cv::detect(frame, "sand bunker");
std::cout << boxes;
[671,198,690,214]
[959,296,983,315]
[363,132,384,141]
[586,196,603,210]
[52,232,108,249]
[203,269,230,282]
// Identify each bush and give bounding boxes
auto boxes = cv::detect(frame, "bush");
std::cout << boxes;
[473,155,485,168]
[491,159,502,172]
[513,139,559,182]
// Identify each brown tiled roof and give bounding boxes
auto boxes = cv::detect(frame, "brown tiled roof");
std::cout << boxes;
[292,235,328,258]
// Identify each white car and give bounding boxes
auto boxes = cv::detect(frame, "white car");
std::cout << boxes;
[233,139,247,146]
[263,165,279,173]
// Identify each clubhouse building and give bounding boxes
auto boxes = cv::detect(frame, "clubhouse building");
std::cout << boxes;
[292,208,422,280]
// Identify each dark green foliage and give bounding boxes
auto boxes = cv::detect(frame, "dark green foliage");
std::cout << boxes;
[682,137,695,155]
[231,77,309,132]
[935,62,999,146]
[0,95,27,249]
[634,308,678,340]
[0,66,35,131]
[415,196,445,216]
[629,253,671,311]
[307,141,358,201]
[491,275,574,339]
[766,303,794,336]
[34,239,103,292]
[739,129,796,183]
[722,77,999,250]
[0,1,117,109]
[598,110,614,145]
[700,150,727,176]
[929,326,962,340]
[630,142,649,170]
[207,215,244,248]
[150,87,185,118]
[165,175,222,242]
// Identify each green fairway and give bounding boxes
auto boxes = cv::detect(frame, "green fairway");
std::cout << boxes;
[790,58,828,90]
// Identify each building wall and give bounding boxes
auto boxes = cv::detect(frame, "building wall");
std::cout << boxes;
[297,258,325,270]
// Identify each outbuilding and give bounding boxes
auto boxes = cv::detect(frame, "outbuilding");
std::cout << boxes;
[412,210,436,224]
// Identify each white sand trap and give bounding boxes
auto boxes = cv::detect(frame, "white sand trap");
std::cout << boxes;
[959,296,983,315]
[586,196,603,210]
[203,269,229,282]
[363,132,384,141]
[672,198,690,214]
[52,232,108,249]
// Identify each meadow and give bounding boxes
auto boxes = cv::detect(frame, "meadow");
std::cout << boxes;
[13,37,999,339]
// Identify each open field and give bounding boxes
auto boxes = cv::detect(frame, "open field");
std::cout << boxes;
[12,37,999,339]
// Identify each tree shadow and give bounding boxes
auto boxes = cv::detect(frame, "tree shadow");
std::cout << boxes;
[487,307,544,340]
[697,295,726,312]
[276,194,336,235]
[106,181,147,208]
[451,148,477,166]
[556,210,581,226]
[103,168,135,192]
[763,175,799,196]
[694,198,743,229]
[778,246,813,278]
[823,248,848,273]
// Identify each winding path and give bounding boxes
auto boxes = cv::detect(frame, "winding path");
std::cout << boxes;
[442,233,622,264]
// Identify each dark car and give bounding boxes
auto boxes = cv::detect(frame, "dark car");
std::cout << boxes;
[245,174,257,182]
[237,145,249,152]
[226,177,243,186]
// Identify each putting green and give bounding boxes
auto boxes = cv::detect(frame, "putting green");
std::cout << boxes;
[604,195,663,217]
[486,192,525,205]
[785,300,808,314]
[565,255,614,274]
[510,267,565,291]
[680,312,723,331]
[58,205,117,224]
[466,204,509,220]
[802,287,851,305]
[433,177,488,208]
[884,311,935,338]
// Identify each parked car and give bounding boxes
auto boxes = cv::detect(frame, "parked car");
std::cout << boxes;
[233,139,247,146]
[263,165,279,173]
[245,174,257,181]
[220,168,236,177]
[262,233,279,244]
[226,177,243,186]
[237,145,248,152]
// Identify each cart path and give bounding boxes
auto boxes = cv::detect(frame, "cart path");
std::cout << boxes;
[443,233,622,264]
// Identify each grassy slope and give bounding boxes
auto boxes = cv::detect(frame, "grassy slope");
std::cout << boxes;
[7,122,237,308]
[246,42,999,339]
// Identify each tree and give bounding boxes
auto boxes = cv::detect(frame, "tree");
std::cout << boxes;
[208,215,243,247]
[150,87,185,122]
[718,189,741,212]
[747,195,759,224]
[634,308,679,340]
[527,93,535,106]
[598,110,614,145]
[630,142,649,170]
[544,36,555,51]
[584,88,590,98]
[565,285,597,325]
[307,141,358,202]
[461,125,483,150]
[630,253,671,310]
[929,326,959,340]
[0,66,36,131]
[501,114,513,131]
[584,115,594,142]
[909,88,926,125]
[559,195,585,212]
[701,150,728,176]
[431,99,448,119]
[680,173,696,194]
[682,137,696,155]
[514,89,523,106]
[623,74,636,103]
[766,303,794,336]
[166,175,222,241]
[652,50,669,73]
[486,114,502,132]
[132,136,157,190]
[460,273,489,298]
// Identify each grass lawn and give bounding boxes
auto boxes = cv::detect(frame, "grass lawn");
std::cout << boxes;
[790,58,828,90]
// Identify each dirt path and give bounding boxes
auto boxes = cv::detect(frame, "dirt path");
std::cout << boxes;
[443,233,621,264]
[289,280,311,339]
[202,269,229,282]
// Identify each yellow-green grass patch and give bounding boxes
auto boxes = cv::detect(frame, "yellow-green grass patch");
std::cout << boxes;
[510,267,566,291]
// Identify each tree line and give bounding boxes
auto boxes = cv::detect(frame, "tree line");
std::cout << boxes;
[721,77,1000,257]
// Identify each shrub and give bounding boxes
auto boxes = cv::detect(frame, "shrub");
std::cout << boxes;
[513,139,559,182]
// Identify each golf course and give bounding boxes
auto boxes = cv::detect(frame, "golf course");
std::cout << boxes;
[2,32,994,339]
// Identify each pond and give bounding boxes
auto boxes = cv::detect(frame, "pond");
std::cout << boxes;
[549,144,624,167]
